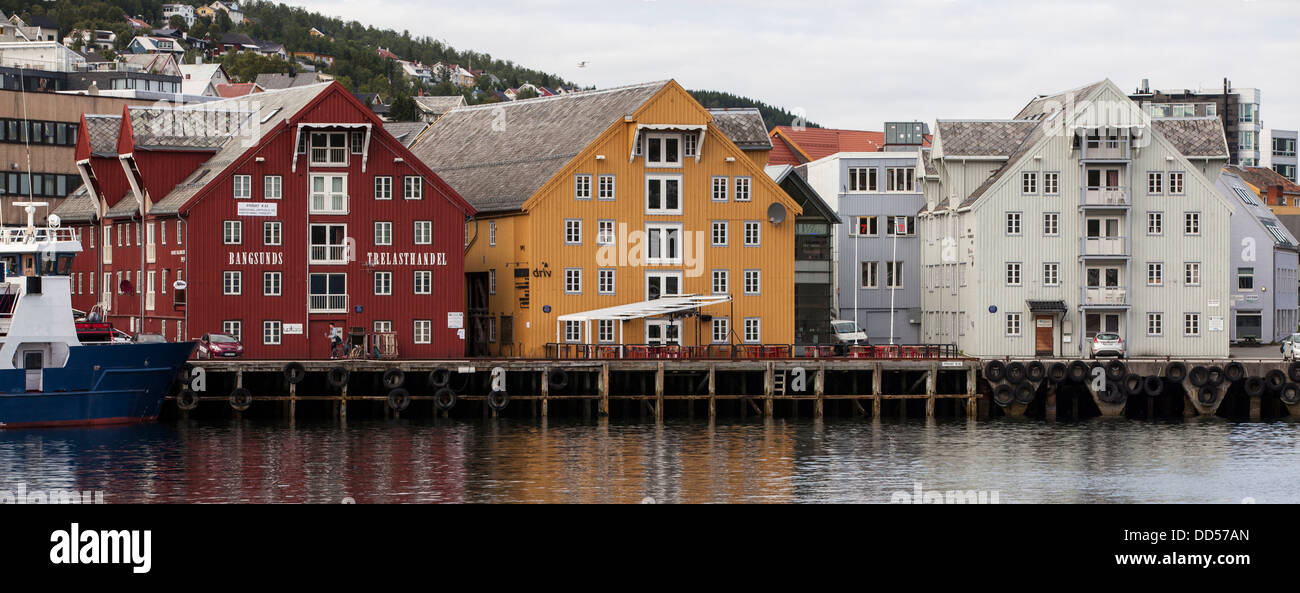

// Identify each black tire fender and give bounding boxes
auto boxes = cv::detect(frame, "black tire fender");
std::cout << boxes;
[434,387,457,411]
[1196,387,1218,405]
[1280,383,1300,405]
[1026,361,1046,383]
[1005,362,1027,385]
[1243,376,1266,398]
[1188,366,1209,387]
[1048,362,1068,383]
[1164,361,1187,383]
[547,367,569,390]
[984,360,1006,382]
[387,388,411,412]
[429,367,452,388]
[1013,382,1035,405]
[1143,376,1164,397]
[283,362,307,385]
[327,367,350,390]
[382,368,406,390]
[1289,362,1300,384]
[487,390,510,411]
[1105,360,1127,383]
[992,384,1015,407]
[1265,369,1288,392]
[230,387,252,412]
[1121,373,1143,396]
[1223,362,1246,383]
[1067,361,1089,383]
[177,388,200,411]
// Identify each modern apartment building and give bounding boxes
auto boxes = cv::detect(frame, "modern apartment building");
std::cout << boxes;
[1216,167,1299,342]
[1261,129,1297,182]
[921,79,1234,358]
[1130,78,1261,166]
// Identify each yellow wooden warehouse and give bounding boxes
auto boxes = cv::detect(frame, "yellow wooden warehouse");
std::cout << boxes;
[409,80,802,357]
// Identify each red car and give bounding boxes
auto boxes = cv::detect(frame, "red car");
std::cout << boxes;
[197,333,244,359]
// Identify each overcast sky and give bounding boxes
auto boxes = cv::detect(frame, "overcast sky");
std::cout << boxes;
[304,0,1300,131]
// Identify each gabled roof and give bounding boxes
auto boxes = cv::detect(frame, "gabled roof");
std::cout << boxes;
[219,32,256,46]
[412,95,466,116]
[766,164,840,224]
[84,114,121,157]
[708,108,771,150]
[254,72,321,90]
[214,82,259,97]
[934,120,1037,157]
[383,121,429,147]
[52,186,98,223]
[409,81,669,213]
[769,126,886,162]
[1218,168,1300,250]
[1228,165,1300,196]
[1150,117,1229,158]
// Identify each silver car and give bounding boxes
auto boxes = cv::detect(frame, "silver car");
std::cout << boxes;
[1281,333,1300,360]
[1089,332,1125,359]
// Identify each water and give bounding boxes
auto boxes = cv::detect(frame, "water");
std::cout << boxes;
[1,418,1298,503]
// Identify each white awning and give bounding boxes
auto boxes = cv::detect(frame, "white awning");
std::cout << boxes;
[556,294,731,322]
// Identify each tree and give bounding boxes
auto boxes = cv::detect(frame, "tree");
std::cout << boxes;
[515,87,538,100]
[388,93,420,122]
[168,14,188,32]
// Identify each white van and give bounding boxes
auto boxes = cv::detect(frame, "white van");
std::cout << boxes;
[831,320,868,346]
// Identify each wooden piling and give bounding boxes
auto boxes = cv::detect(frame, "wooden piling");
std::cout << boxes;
[764,363,775,419]
[871,363,882,418]
[654,363,664,423]
[540,370,549,418]
[599,363,610,417]
[925,364,936,418]
[965,366,977,419]
[707,364,716,422]
[814,365,825,420]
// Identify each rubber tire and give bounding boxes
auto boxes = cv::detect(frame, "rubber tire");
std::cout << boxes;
[1067,361,1089,383]
[1048,362,1068,383]
[429,367,452,388]
[547,368,569,390]
[177,388,200,411]
[1005,362,1027,385]
[1164,361,1188,383]
[230,387,252,412]
[992,384,1015,407]
[1280,383,1300,405]
[1122,373,1143,396]
[1143,376,1164,397]
[1188,366,1209,388]
[487,390,510,411]
[1026,361,1046,383]
[1105,360,1127,383]
[1289,362,1300,384]
[433,387,457,411]
[1265,369,1288,392]
[1223,362,1246,383]
[984,360,1006,382]
[283,362,306,385]
[382,368,406,390]
[327,367,350,390]
[1013,382,1035,405]
[1205,366,1224,387]
[1197,387,1218,405]
[1243,376,1266,397]
[387,388,411,412]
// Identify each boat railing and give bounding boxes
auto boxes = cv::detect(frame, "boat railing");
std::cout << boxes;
[0,227,79,245]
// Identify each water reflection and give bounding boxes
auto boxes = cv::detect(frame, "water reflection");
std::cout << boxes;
[1,418,1297,503]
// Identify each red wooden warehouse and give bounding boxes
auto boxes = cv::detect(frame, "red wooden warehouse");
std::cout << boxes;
[54,81,476,359]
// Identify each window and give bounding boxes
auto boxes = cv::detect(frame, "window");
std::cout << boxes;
[1147,212,1163,235]
[309,224,348,264]
[1043,212,1059,236]
[233,174,251,199]
[712,269,728,294]
[644,133,681,167]
[488,269,496,295]
[744,269,761,295]
[1147,313,1163,336]
[645,223,682,265]
[264,175,282,200]
[1238,267,1255,290]
[848,167,877,192]
[1005,262,1022,286]
[372,271,392,296]
[374,221,393,246]
[597,174,615,200]
[861,261,878,288]
[1043,171,1059,195]
[1169,171,1185,195]
[310,174,347,214]
[414,221,432,245]
[1147,171,1163,194]
[743,318,761,343]
[886,167,914,192]
[223,220,241,244]
[853,216,878,236]
[598,269,615,294]
[712,317,729,344]
[712,176,729,201]
[1043,262,1059,286]
[743,221,760,246]
[1184,212,1200,235]
[1005,212,1021,235]
[403,176,423,200]
[1240,130,1256,150]
[223,271,241,295]
[350,131,364,154]
[488,221,497,246]
[414,320,432,344]
[1021,171,1038,194]
[711,221,728,246]
[374,176,392,200]
[565,268,582,294]
[414,271,432,295]
[1185,262,1201,286]
[885,261,903,288]
[683,132,698,157]
[734,177,752,202]
[565,219,582,244]
[223,320,242,341]
[1184,313,1200,336]
[646,175,682,214]
[263,272,281,296]
[1005,313,1021,336]
[263,321,282,345]
[563,320,582,343]
[374,321,393,334]
[309,131,348,166]
[886,216,915,236]
[1147,262,1163,286]
[574,174,592,200]
[646,271,682,300]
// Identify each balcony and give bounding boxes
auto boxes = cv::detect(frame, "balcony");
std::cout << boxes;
[1083,286,1128,307]
[309,294,348,313]
[1082,186,1128,207]
[310,245,347,264]
[1080,236,1128,257]
[1081,140,1129,160]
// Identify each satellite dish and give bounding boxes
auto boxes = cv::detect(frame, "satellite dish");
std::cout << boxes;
[47,214,61,228]
[767,202,787,225]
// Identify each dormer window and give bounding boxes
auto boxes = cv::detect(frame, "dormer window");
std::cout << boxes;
[350,131,364,154]
[645,133,681,168]
[309,131,348,166]
[683,133,698,158]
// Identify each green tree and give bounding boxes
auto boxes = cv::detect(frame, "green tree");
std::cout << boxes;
[388,93,420,122]
[167,14,188,31]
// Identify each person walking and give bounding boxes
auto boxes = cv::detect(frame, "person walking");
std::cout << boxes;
[328,323,343,359]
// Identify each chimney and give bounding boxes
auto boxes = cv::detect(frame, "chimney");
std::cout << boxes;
[1140,78,1149,93]
[1270,185,1285,206]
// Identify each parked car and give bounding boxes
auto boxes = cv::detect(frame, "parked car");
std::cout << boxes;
[197,333,243,358]
[1281,333,1300,360]
[1089,332,1125,359]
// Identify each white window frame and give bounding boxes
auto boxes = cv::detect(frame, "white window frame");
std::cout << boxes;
[644,132,682,168]
[1005,312,1022,336]
[374,221,393,246]
[645,174,683,215]
[309,173,348,214]
[1043,262,1059,286]
[414,320,432,344]
[1021,171,1038,194]
[263,271,282,296]
[743,317,761,344]
[1043,212,1059,236]
[414,221,432,245]
[223,271,241,295]
[374,176,393,200]
[232,174,251,199]
[597,219,615,246]
[598,268,615,295]
[414,270,432,295]
[712,269,728,295]
[223,220,242,244]
[734,176,752,202]
[711,176,729,201]
[309,131,348,167]
[263,175,282,200]
[1043,171,1059,195]
[564,267,582,294]
[597,174,615,200]
[743,221,760,246]
[403,176,423,200]
[565,218,582,245]
[263,321,282,345]
[574,174,592,200]
[310,223,348,264]
[1005,262,1022,286]
[645,223,683,265]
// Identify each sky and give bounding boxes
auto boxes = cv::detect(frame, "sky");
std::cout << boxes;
[303,0,1300,131]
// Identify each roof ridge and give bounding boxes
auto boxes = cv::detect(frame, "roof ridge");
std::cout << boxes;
[451,80,670,112]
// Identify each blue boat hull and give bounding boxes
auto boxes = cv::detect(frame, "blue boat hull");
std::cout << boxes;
[0,342,196,429]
